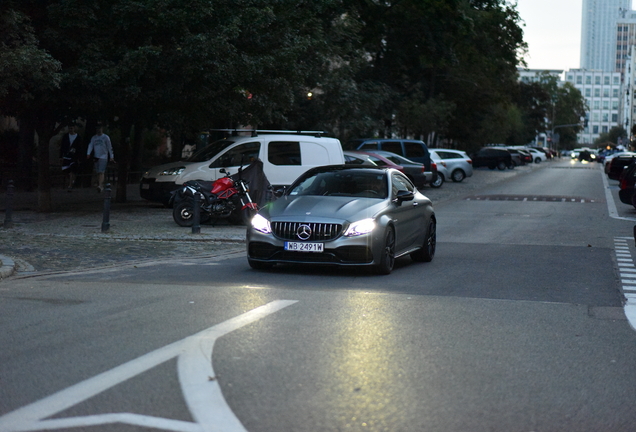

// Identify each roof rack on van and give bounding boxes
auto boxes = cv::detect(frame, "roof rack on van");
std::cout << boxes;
[209,129,326,138]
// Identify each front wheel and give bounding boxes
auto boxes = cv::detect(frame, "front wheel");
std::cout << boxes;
[497,161,507,170]
[411,218,436,262]
[375,227,396,275]
[430,173,444,188]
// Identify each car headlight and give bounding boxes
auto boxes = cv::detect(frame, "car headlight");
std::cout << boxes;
[251,214,272,234]
[344,218,376,237]
[159,167,186,176]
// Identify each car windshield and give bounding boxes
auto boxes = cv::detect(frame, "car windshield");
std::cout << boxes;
[288,170,388,198]
[186,139,236,162]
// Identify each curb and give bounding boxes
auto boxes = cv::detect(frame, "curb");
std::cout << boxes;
[0,255,16,279]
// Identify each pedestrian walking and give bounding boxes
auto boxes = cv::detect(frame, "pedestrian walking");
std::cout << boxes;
[86,124,115,193]
[59,123,82,191]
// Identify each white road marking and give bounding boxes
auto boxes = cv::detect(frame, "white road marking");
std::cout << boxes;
[614,237,636,331]
[0,300,298,432]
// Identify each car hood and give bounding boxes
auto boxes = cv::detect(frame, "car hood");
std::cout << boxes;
[265,195,386,223]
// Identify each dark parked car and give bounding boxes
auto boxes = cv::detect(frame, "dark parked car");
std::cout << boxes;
[247,165,436,274]
[358,149,437,188]
[618,161,636,208]
[471,147,513,170]
[350,138,435,185]
[506,148,523,167]
[608,154,636,180]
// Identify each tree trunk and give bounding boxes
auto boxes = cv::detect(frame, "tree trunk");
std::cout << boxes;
[115,121,132,203]
[17,114,36,191]
[36,109,56,212]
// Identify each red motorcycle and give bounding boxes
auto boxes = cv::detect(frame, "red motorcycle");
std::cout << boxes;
[171,168,259,227]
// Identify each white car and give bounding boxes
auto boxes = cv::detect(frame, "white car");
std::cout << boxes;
[429,149,473,182]
[525,148,547,163]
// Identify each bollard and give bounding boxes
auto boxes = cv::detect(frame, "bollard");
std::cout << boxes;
[3,180,14,229]
[192,193,201,234]
[102,183,111,233]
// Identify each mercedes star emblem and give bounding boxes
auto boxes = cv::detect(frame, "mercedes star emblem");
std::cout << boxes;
[296,224,312,241]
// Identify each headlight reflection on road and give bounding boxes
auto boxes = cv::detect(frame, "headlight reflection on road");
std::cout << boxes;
[329,294,404,430]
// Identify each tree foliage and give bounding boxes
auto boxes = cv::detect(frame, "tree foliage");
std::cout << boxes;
[0,0,540,207]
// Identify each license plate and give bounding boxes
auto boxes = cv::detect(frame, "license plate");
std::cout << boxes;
[141,184,150,189]
[284,242,324,252]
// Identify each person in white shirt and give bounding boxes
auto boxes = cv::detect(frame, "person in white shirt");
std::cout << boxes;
[59,123,82,191]
[86,124,115,193]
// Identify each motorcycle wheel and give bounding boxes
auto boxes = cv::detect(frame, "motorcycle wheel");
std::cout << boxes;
[172,200,210,227]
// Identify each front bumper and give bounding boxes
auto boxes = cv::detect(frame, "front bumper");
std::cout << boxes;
[246,229,379,266]
[139,178,179,205]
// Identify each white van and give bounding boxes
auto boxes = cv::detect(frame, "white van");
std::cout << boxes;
[140,132,345,205]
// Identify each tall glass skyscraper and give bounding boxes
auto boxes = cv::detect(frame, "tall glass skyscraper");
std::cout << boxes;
[580,0,632,71]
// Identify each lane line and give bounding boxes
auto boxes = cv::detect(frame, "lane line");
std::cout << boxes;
[0,300,298,432]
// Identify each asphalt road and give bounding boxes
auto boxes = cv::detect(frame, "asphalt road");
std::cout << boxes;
[1,159,636,432]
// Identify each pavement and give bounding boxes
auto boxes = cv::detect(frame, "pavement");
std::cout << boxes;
[0,163,548,278]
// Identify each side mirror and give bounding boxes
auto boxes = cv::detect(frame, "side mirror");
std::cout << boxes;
[273,186,286,198]
[394,190,414,204]
[219,168,226,174]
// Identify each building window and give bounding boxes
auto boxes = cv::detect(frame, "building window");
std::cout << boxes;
[593,100,600,109]
[614,77,620,85]
[593,113,600,121]
[612,113,618,122]
[604,76,610,85]
[613,89,619,98]
[603,89,609,97]
[603,113,609,122]
[585,88,591,97]
[586,76,592,84]
[602,126,608,133]
[593,125,599,133]
[594,88,600,97]
[577,76,582,84]
[613,101,619,109]
[595,76,601,84]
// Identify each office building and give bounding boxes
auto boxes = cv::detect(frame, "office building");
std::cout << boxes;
[581,0,632,72]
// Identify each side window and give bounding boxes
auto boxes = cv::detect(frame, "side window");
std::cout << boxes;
[210,142,260,168]
[382,141,403,155]
[359,142,378,150]
[268,141,301,165]
[368,155,390,167]
[391,172,414,196]
[404,142,425,159]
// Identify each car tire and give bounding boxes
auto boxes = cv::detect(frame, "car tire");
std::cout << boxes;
[430,173,444,188]
[497,161,507,170]
[376,227,395,275]
[411,218,436,263]
[172,200,210,227]
[534,158,541,164]
[451,169,466,182]
[248,258,275,270]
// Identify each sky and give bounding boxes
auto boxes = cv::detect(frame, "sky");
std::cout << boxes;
[516,0,583,70]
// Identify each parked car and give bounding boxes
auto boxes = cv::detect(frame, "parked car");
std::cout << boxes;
[140,131,345,206]
[604,152,636,174]
[428,151,447,187]
[608,154,636,180]
[506,148,523,167]
[525,147,547,163]
[517,149,533,165]
[471,147,513,170]
[359,149,437,188]
[343,151,379,167]
[246,165,437,274]
[429,149,473,182]
[618,161,636,208]
[350,138,435,185]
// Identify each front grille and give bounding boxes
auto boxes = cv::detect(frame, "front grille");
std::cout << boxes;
[272,222,342,241]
